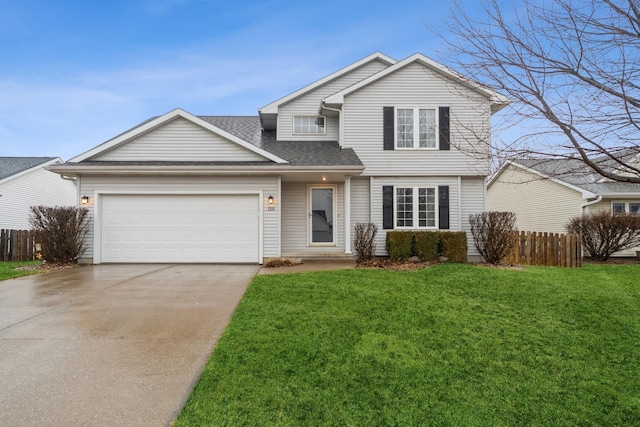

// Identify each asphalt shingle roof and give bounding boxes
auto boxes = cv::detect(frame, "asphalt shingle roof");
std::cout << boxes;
[0,157,56,181]
[514,150,640,195]
[199,116,363,167]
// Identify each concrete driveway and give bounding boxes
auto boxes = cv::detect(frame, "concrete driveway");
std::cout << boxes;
[0,264,258,426]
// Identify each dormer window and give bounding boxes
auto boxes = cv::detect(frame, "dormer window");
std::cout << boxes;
[294,116,326,135]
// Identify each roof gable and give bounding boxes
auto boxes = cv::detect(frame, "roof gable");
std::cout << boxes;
[488,160,597,198]
[0,157,60,183]
[323,53,510,113]
[92,117,269,162]
[258,52,396,116]
[70,109,288,164]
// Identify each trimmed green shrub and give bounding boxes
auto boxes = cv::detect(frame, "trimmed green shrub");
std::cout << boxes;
[440,231,468,263]
[386,231,414,260]
[386,230,468,263]
[414,231,440,261]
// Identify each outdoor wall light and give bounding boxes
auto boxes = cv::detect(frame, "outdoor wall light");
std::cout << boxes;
[268,195,274,205]
[321,176,327,181]
[81,195,89,205]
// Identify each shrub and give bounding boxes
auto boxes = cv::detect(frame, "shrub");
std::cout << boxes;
[413,231,440,261]
[469,211,518,264]
[565,211,640,261]
[264,258,298,268]
[29,206,89,263]
[386,231,468,263]
[354,223,378,263]
[440,232,468,263]
[386,231,414,261]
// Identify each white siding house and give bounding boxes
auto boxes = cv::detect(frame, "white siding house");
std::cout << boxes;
[0,157,77,230]
[50,52,508,264]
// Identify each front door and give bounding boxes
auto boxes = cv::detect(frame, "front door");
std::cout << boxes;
[309,186,336,245]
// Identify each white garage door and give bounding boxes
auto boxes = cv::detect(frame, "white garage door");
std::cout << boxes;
[100,194,259,263]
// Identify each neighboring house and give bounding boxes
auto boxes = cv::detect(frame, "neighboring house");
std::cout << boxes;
[50,52,509,264]
[487,156,640,256]
[0,157,78,230]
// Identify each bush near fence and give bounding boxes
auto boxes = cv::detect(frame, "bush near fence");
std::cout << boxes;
[503,231,582,268]
[0,229,36,262]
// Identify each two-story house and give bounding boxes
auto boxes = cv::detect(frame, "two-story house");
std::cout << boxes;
[50,52,508,264]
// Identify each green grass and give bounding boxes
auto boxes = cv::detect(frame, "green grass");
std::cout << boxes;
[176,264,640,426]
[0,261,43,281]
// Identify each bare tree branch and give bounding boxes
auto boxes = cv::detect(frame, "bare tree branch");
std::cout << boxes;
[439,0,640,183]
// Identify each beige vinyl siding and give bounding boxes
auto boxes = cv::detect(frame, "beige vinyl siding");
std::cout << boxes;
[281,182,345,255]
[586,198,640,257]
[487,165,584,234]
[349,177,371,253]
[342,62,492,176]
[277,59,389,141]
[94,117,266,162]
[0,167,77,230]
[371,177,460,256]
[460,177,485,257]
[78,175,279,263]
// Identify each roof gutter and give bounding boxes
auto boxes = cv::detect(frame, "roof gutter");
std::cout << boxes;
[580,195,603,216]
[48,164,365,177]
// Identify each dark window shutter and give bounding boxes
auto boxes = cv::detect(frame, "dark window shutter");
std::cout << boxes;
[383,185,394,229]
[383,107,395,150]
[438,185,450,230]
[439,106,450,151]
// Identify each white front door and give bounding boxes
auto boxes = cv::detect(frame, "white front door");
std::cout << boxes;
[309,186,336,246]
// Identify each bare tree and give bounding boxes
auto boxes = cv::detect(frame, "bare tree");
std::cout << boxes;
[441,0,640,182]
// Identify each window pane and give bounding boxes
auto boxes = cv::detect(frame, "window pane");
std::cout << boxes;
[419,109,436,148]
[311,188,333,242]
[396,188,413,227]
[416,188,436,227]
[397,109,414,148]
[294,116,325,134]
[612,203,626,214]
[630,203,640,214]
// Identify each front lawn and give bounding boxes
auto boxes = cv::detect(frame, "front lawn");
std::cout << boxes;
[0,261,43,281]
[176,263,640,426]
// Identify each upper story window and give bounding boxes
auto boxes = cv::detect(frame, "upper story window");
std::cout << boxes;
[612,201,640,214]
[396,108,437,149]
[294,116,326,135]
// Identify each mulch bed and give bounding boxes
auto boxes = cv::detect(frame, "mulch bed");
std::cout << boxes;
[14,263,79,272]
[357,258,440,270]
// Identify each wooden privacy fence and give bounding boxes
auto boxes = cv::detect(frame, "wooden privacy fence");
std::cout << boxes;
[503,231,582,268]
[0,229,37,262]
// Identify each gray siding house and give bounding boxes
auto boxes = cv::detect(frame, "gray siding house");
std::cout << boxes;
[51,52,508,264]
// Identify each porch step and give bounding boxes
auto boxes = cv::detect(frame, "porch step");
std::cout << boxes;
[300,255,356,264]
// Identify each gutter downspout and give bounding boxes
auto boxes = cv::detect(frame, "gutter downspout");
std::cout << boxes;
[580,195,602,216]
[321,101,343,146]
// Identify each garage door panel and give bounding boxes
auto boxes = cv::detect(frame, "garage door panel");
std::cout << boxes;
[100,194,259,263]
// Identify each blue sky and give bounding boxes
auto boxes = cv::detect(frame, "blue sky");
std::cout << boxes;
[0,0,488,160]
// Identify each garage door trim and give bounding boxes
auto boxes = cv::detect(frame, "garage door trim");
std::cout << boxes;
[93,190,263,264]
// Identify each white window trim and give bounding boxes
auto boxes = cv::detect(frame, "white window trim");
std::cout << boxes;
[394,186,438,229]
[611,200,640,214]
[293,115,327,135]
[394,107,438,150]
